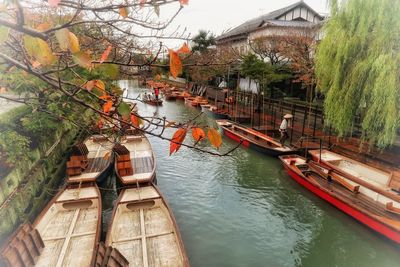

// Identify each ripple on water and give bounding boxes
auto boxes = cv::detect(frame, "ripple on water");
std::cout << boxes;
[110,81,400,267]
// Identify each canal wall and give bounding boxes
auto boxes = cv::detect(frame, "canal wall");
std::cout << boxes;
[0,117,87,242]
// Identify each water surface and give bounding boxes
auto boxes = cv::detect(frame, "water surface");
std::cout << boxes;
[102,80,400,267]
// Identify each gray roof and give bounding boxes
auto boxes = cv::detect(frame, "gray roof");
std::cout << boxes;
[216,1,323,42]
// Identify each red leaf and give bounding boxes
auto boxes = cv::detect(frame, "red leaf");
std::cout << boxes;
[169,49,182,79]
[170,128,187,155]
[103,100,113,113]
[130,114,139,127]
[192,127,205,142]
[100,45,112,64]
[48,0,61,7]
[179,0,189,5]
[177,42,190,54]
[207,128,222,149]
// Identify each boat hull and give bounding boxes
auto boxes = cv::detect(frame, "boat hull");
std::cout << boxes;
[221,128,294,157]
[204,108,230,120]
[144,99,163,106]
[106,184,189,266]
[282,164,400,244]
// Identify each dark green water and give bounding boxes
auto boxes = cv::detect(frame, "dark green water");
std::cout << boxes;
[107,80,400,267]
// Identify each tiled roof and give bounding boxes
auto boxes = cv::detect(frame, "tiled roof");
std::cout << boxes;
[216,1,323,41]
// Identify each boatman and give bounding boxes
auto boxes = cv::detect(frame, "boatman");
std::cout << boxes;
[154,87,160,100]
[279,114,293,146]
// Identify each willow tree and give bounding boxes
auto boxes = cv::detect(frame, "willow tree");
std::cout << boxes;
[315,0,400,148]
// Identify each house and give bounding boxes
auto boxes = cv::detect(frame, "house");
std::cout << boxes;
[216,1,324,55]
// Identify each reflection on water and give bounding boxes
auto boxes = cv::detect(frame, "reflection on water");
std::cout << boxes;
[99,80,400,267]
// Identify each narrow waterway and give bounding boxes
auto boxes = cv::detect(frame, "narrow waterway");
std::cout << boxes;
[101,80,400,267]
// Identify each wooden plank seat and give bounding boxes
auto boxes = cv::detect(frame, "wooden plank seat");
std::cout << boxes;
[386,202,400,215]
[1,223,45,267]
[114,145,133,177]
[67,144,90,176]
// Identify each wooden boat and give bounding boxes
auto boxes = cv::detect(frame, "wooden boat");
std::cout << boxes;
[200,104,211,112]
[113,134,156,186]
[216,120,295,156]
[280,155,400,244]
[143,98,163,106]
[202,105,230,120]
[184,97,195,106]
[176,91,191,100]
[105,185,189,266]
[308,149,398,191]
[1,184,102,266]
[67,135,113,184]
[185,96,208,107]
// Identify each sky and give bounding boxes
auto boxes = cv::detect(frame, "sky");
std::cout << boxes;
[160,0,330,48]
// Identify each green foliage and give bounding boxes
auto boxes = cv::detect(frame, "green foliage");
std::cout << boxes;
[0,130,31,166]
[315,0,400,147]
[240,54,291,93]
[192,30,216,53]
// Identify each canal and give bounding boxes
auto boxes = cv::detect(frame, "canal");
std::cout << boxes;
[102,80,400,267]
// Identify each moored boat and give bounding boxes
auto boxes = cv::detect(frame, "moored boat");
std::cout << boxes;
[105,185,189,266]
[280,154,400,244]
[1,183,102,266]
[216,120,295,156]
[185,96,208,107]
[66,135,113,184]
[113,134,156,186]
[308,149,398,191]
[200,104,211,112]
[203,105,230,120]
[176,91,191,100]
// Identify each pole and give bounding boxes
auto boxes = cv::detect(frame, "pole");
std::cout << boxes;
[302,106,307,137]
[290,105,295,145]
[313,105,318,138]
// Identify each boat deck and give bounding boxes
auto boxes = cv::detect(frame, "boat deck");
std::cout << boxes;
[34,187,100,267]
[230,124,292,151]
[67,138,113,183]
[120,136,155,184]
[107,187,185,267]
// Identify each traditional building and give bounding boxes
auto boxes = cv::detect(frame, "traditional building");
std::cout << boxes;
[216,1,324,55]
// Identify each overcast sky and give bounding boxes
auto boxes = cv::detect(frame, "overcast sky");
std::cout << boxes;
[160,0,329,48]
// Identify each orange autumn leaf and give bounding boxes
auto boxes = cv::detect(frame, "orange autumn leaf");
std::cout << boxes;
[169,128,187,155]
[119,7,129,18]
[103,100,113,113]
[130,114,139,127]
[207,128,222,149]
[85,80,105,92]
[177,43,190,54]
[100,45,112,63]
[192,127,205,142]
[179,0,189,5]
[169,49,182,79]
